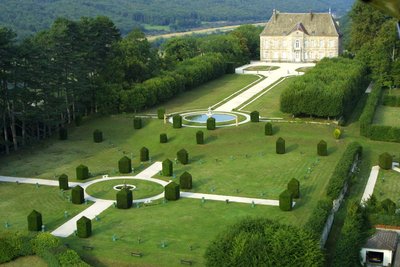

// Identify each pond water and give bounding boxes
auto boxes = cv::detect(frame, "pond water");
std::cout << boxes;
[185,113,236,123]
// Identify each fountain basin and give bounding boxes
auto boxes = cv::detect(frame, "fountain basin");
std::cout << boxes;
[185,113,236,123]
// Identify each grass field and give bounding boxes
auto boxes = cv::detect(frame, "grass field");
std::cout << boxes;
[374,169,400,202]
[244,65,279,71]
[373,105,400,126]
[295,67,313,73]
[1,256,47,267]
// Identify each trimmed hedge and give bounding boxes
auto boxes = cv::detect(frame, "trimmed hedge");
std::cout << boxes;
[326,142,362,200]
[196,130,204,144]
[162,159,173,176]
[279,190,293,211]
[59,127,68,140]
[118,156,132,174]
[157,108,166,119]
[379,152,393,170]
[76,216,92,238]
[133,117,142,129]
[0,233,33,264]
[160,133,168,143]
[276,137,285,154]
[27,210,42,231]
[250,111,259,122]
[58,174,69,190]
[265,122,273,135]
[71,186,84,204]
[360,83,383,137]
[76,164,89,180]
[180,171,192,189]
[304,199,333,239]
[317,140,327,156]
[381,198,396,215]
[140,147,149,162]
[93,129,103,143]
[382,94,400,107]
[370,125,400,143]
[116,188,133,209]
[165,182,180,201]
[173,115,182,128]
[177,149,189,165]
[287,178,300,198]
[207,117,216,130]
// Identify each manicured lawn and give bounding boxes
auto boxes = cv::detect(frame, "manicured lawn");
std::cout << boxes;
[373,105,400,126]
[295,67,313,73]
[1,256,47,267]
[244,65,279,71]
[86,179,164,200]
[375,169,400,202]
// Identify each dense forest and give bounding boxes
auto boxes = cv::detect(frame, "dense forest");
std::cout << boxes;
[1,0,354,39]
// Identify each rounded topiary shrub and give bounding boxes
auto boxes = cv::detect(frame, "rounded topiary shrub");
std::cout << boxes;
[196,131,204,144]
[207,117,216,130]
[177,149,189,165]
[118,156,132,174]
[279,190,293,211]
[59,127,68,140]
[379,152,393,170]
[58,174,69,190]
[76,216,92,238]
[381,198,396,215]
[75,115,82,127]
[140,147,149,162]
[133,117,142,129]
[276,137,285,154]
[93,129,103,143]
[317,140,328,156]
[333,128,341,139]
[160,133,168,143]
[180,171,192,189]
[76,164,89,180]
[250,111,259,122]
[265,122,273,136]
[116,187,133,209]
[287,178,300,198]
[71,186,84,204]
[173,115,182,129]
[162,159,173,176]
[27,210,42,231]
[157,108,166,119]
[165,182,180,201]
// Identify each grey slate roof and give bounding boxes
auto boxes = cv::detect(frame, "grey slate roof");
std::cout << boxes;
[365,230,398,251]
[260,11,340,37]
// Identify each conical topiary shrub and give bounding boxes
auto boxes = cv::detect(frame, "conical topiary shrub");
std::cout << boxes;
[381,198,396,214]
[173,115,182,129]
[162,159,173,176]
[165,182,180,201]
[157,108,166,119]
[279,190,293,211]
[93,129,103,143]
[317,140,327,156]
[287,178,300,198]
[379,152,393,170]
[180,171,192,189]
[76,164,89,180]
[140,147,149,162]
[177,149,189,165]
[133,117,142,129]
[58,174,69,190]
[207,117,216,130]
[27,210,42,231]
[196,130,204,144]
[59,127,68,140]
[118,156,132,174]
[276,137,285,154]
[265,122,273,136]
[160,133,168,143]
[72,185,84,204]
[116,187,133,209]
[250,111,259,122]
[76,216,92,238]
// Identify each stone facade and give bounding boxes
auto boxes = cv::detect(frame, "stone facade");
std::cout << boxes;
[260,10,342,62]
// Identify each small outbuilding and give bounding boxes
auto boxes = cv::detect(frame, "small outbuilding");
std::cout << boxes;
[360,230,398,267]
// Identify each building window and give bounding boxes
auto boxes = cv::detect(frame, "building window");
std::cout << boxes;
[304,40,308,47]
[320,40,324,48]
[295,40,300,49]
[273,52,279,59]
[329,40,334,48]
[282,52,287,59]
[304,53,308,60]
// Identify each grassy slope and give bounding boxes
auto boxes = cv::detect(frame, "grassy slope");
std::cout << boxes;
[373,105,400,126]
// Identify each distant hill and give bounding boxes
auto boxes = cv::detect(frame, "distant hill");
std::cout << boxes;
[0,0,355,39]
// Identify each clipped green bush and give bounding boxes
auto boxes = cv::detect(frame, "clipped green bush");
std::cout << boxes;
[116,188,133,209]
[31,232,60,256]
[133,117,142,129]
[333,128,341,139]
[379,152,393,170]
[304,199,333,239]
[93,129,103,143]
[58,174,69,190]
[173,115,182,128]
[177,149,189,165]
[250,111,259,122]
[318,140,328,156]
[27,210,42,231]
[276,137,285,154]
[381,198,396,215]
[76,216,92,238]
[196,130,204,144]
[165,182,180,201]
[162,159,173,176]
[71,186,84,204]
[207,117,216,130]
[287,178,300,198]
[265,122,273,136]
[76,164,89,180]
[75,115,82,127]
[360,84,383,137]
[279,190,293,211]
[157,108,166,119]
[59,127,68,140]
[180,171,193,189]
[140,147,149,162]
[118,156,132,174]
[160,133,168,143]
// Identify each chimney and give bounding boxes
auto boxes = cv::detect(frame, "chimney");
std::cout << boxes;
[310,10,313,20]
[272,9,277,22]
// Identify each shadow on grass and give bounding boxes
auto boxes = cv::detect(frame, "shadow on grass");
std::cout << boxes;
[328,146,338,155]
[205,135,218,144]
[151,153,165,161]
[191,154,206,162]
[273,126,280,134]
[192,177,213,188]
[167,136,176,143]
[286,144,299,153]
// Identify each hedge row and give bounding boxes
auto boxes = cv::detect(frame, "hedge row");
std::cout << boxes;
[326,142,362,200]
[304,199,333,239]
[382,94,400,107]
[280,57,369,120]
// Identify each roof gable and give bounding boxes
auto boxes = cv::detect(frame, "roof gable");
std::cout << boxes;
[364,230,398,251]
